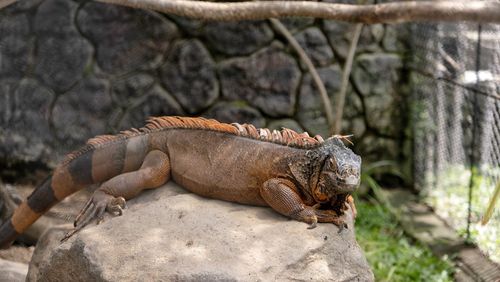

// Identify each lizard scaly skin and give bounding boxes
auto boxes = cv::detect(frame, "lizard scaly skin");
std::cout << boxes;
[0,116,361,247]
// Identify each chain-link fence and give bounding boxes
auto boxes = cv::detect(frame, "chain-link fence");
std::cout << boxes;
[411,22,500,263]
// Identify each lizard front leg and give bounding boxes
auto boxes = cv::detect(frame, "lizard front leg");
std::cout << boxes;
[62,150,171,241]
[260,178,345,230]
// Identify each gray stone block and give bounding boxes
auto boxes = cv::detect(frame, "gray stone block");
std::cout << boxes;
[297,65,362,137]
[294,27,334,67]
[322,22,383,59]
[160,40,218,114]
[34,36,92,93]
[0,79,55,164]
[117,85,184,129]
[202,21,273,56]
[51,77,113,148]
[352,53,403,136]
[76,2,178,75]
[0,14,32,79]
[203,101,265,128]
[218,44,301,117]
[34,0,79,36]
[111,72,157,106]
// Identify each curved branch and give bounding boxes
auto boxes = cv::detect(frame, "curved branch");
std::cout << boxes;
[97,0,500,24]
[0,0,17,9]
[332,23,363,135]
[270,18,334,131]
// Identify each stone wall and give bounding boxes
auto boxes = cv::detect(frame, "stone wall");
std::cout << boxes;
[0,0,408,172]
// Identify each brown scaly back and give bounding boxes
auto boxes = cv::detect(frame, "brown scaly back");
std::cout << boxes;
[62,116,333,165]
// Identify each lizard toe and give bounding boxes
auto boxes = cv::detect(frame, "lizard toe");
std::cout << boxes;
[106,196,126,216]
[63,193,125,242]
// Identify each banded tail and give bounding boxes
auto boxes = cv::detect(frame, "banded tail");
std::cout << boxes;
[0,132,152,249]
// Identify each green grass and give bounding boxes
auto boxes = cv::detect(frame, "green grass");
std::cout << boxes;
[356,198,454,282]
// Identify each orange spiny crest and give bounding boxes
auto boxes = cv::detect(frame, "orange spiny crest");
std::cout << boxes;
[62,116,337,166]
[86,135,119,146]
[144,116,240,135]
[232,122,324,148]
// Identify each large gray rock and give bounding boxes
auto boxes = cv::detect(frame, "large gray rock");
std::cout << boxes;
[280,17,315,34]
[218,44,301,117]
[267,119,304,133]
[0,79,56,165]
[116,85,185,129]
[34,0,79,36]
[160,39,218,114]
[297,65,362,137]
[358,134,399,164]
[352,53,403,136]
[1,0,43,12]
[28,183,373,281]
[0,13,32,79]
[322,21,383,59]
[294,27,334,67]
[34,35,92,93]
[51,76,113,149]
[202,21,274,56]
[203,101,266,128]
[33,0,92,93]
[0,258,28,282]
[76,2,178,75]
[111,72,157,106]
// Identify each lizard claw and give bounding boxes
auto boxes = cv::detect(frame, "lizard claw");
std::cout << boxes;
[61,192,127,242]
[107,196,126,216]
[337,221,348,234]
[307,217,318,229]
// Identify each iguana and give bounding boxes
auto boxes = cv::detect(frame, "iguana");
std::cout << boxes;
[0,116,361,248]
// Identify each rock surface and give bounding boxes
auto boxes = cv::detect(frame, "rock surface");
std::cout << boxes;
[202,21,274,56]
[160,39,219,114]
[0,258,28,282]
[219,44,301,117]
[51,77,113,149]
[294,27,334,67]
[28,182,374,282]
[0,79,56,164]
[203,101,266,128]
[77,2,178,75]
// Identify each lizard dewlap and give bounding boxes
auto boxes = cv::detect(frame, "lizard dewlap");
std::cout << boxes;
[0,116,361,248]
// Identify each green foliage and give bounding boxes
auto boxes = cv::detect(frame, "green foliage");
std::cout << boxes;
[356,198,454,282]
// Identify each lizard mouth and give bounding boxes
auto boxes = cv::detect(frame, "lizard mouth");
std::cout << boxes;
[342,175,359,186]
[336,176,359,192]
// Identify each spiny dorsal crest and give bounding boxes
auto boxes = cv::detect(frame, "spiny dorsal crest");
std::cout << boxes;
[64,116,350,164]
[144,116,325,148]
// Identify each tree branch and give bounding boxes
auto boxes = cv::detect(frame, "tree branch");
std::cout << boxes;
[0,0,17,10]
[96,0,500,24]
[332,23,362,135]
[269,18,334,132]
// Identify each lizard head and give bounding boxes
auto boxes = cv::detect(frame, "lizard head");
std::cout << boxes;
[312,137,361,203]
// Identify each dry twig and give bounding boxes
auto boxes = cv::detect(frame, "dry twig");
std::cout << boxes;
[332,23,363,135]
[0,0,17,9]
[270,19,334,132]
